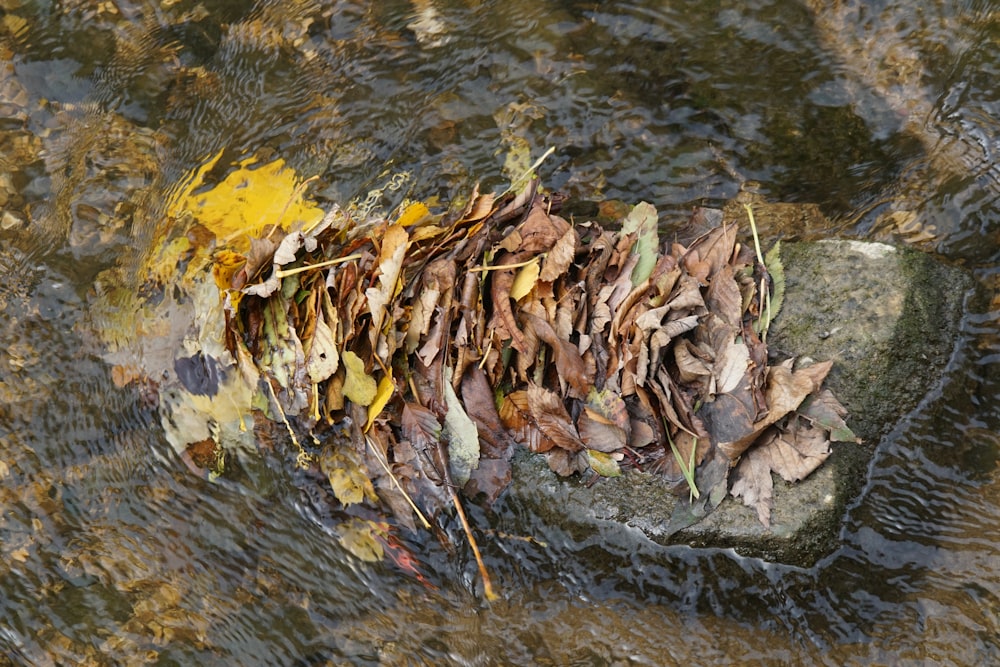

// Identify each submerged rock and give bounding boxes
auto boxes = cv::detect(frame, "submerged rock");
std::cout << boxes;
[503,238,976,566]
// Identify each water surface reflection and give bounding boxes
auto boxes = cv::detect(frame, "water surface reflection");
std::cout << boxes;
[0,0,998,664]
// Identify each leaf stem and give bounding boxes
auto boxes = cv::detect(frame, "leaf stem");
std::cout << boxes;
[743,202,765,266]
[274,253,363,278]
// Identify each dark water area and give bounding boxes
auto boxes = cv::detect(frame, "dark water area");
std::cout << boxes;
[1,0,998,664]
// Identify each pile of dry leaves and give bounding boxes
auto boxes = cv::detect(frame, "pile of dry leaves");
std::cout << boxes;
[217,178,857,542]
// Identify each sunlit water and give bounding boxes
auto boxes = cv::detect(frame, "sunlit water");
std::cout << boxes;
[1,0,998,664]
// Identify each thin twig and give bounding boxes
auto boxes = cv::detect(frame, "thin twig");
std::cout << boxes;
[365,434,432,530]
[447,483,498,600]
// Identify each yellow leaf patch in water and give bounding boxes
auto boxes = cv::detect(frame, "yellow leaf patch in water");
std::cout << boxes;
[167,150,325,247]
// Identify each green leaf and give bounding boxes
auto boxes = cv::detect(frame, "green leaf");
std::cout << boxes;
[586,449,622,477]
[442,366,480,487]
[620,202,659,286]
[668,429,700,501]
[754,241,785,336]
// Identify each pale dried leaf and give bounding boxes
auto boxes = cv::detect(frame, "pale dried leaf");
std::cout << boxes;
[442,367,480,487]
[765,420,831,483]
[540,227,577,282]
[714,338,750,395]
[730,446,774,527]
[306,315,339,383]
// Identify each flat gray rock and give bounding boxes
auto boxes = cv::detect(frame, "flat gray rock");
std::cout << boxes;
[503,239,975,565]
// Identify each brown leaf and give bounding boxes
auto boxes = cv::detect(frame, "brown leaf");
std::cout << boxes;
[730,445,774,527]
[730,414,834,527]
[527,383,584,452]
[766,360,832,417]
[674,339,713,386]
[705,263,744,327]
[629,418,656,449]
[500,390,551,452]
[516,200,572,255]
[717,359,833,459]
[521,312,590,398]
[545,447,587,477]
[763,418,831,483]
[499,387,585,455]
[578,406,627,453]
[682,223,737,280]
[666,273,706,313]
[801,389,860,443]
[415,259,456,366]
[399,402,450,500]
[457,186,496,224]
[488,256,530,354]
[464,458,512,505]
[540,227,578,282]
[460,366,513,459]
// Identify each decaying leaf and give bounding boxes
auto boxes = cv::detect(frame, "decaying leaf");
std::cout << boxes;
[209,168,854,555]
[338,518,386,563]
[320,445,378,507]
[586,449,622,477]
[306,315,338,384]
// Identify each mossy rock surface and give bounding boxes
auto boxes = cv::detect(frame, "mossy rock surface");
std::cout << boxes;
[504,239,976,566]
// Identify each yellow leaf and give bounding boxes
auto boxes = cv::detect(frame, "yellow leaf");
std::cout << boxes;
[212,249,247,291]
[342,350,377,406]
[167,151,325,246]
[365,372,395,432]
[395,201,431,227]
[510,257,540,302]
[321,446,378,506]
[337,518,386,562]
[146,235,192,286]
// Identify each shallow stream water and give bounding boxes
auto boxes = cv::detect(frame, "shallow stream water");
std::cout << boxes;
[1,1,998,664]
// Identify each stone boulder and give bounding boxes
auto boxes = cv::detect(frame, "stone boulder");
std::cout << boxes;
[502,239,976,566]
